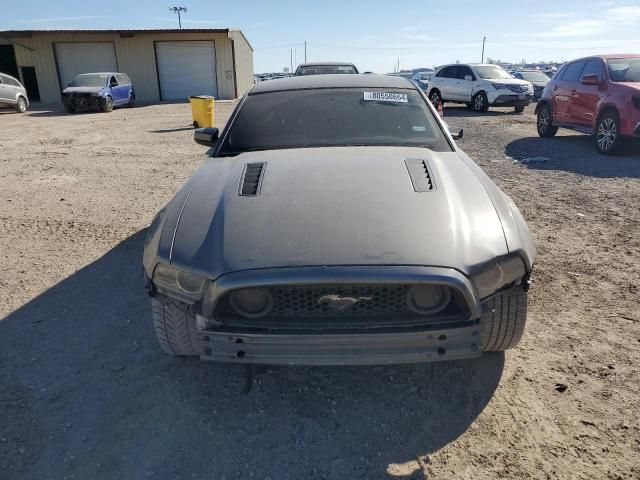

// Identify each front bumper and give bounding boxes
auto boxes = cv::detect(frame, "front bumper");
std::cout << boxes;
[64,94,100,109]
[199,322,481,365]
[489,93,533,107]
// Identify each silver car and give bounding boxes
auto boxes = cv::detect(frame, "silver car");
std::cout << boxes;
[143,75,535,366]
[0,73,29,113]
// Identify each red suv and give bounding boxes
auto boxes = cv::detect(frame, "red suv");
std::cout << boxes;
[536,55,640,154]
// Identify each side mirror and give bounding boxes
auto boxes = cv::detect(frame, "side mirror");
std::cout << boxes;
[464,75,473,81]
[580,74,600,85]
[451,129,464,140]
[194,127,219,147]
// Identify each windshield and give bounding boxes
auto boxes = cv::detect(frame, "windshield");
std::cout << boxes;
[297,65,358,75]
[70,74,108,87]
[474,65,513,80]
[607,57,640,82]
[417,73,433,81]
[519,72,549,82]
[218,88,451,155]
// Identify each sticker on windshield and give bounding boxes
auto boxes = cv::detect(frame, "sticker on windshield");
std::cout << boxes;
[412,126,426,132]
[363,92,408,103]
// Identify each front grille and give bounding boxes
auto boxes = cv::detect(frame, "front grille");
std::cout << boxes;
[508,85,528,93]
[270,284,411,317]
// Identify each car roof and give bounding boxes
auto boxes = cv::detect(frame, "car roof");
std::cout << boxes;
[564,54,640,63]
[250,74,416,94]
[75,72,125,76]
[297,62,356,67]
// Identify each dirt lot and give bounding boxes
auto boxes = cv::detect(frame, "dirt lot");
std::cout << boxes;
[1,100,639,479]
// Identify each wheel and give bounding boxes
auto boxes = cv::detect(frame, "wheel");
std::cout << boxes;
[64,99,75,114]
[428,89,442,108]
[515,105,525,113]
[127,93,135,108]
[151,295,201,356]
[536,103,558,138]
[472,91,489,112]
[595,111,621,155]
[480,288,528,352]
[15,96,27,113]
[100,96,113,113]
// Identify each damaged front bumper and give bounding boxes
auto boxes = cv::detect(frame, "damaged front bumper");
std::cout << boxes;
[199,322,481,365]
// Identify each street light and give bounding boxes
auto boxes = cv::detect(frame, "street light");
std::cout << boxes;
[169,6,187,29]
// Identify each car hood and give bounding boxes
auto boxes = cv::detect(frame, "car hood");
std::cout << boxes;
[164,147,510,278]
[530,81,548,87]
[62,86,103,94]
[482,78,530,86]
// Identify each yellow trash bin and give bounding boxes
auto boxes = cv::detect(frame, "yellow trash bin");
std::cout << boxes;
[188,95,215,128]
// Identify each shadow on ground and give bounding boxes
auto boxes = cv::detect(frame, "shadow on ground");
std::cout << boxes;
[506,135,640,178]
[149,126,194,133]
[0,231,503,479]
[442,105,524,118]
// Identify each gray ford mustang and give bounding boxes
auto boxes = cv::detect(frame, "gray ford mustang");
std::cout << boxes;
[143,74,535,365]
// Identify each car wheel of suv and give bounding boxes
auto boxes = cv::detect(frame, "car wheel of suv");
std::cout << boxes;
[472,92,489,112]
[151,295,201,356]
[595,111,621,155]
[429,89,442,108]
[480,288,528,351]
[15,96,27,113]
[536,103,558,138]
[101,96,114,113]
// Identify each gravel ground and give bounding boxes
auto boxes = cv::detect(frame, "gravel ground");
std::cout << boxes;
[0,101,639,479]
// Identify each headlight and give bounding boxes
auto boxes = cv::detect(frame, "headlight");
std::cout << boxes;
[491,83,511,90]
[407,285,451,315]
[229,288,273,318]
[472,256,526,299]
[153,263,207,301]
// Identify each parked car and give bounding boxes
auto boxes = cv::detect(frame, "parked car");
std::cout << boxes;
[512,70,549,100]
[62,72,134,113]
[295,62,359,76]
[143,74,535,365]
[428,63,534,113]
[536,55,640,154]
[0,72,29,113]
[411,71,434,92]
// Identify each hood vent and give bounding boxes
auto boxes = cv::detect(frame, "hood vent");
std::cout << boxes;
[239,162,266,196]
[405,158,435,192]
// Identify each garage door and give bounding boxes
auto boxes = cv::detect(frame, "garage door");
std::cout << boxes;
[156,41,217,101]
[55,43,117,89]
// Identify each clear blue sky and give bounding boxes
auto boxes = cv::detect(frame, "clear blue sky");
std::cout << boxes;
[2,0,639,73]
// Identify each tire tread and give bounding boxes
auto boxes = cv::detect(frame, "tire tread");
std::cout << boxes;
[151,296,200,356]
[480,289,528,352]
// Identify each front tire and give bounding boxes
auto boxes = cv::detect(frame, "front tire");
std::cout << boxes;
[536,103,558,138]
[151,296,201,356]
[595,111,621,155]
[428,89,442,108]
[100,95,113,113]
[127,93,135,108]
[472,92,489,112]
[480,288,528,351]
[15,96,27,113]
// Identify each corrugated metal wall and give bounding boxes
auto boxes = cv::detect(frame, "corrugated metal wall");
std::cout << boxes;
[228,30,255,97]
[3,31,251,104]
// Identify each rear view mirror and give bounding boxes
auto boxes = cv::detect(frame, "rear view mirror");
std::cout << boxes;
[580,74,600,85]
[194,127,219,147]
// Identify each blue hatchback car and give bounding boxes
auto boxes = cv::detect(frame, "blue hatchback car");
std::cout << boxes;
[62,72,135,113]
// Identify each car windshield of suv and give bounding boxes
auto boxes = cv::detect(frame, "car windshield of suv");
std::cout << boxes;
[519,72,549,83]
[417,73,433,81]
[218,88,452,155]
[607,58,640,82]
[474,65,513,80]
[297,65,358,75]
[70,74,108,87]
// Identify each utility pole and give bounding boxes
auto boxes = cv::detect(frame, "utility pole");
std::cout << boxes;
[169,6,187,29]
[304,41,307,62]
[481,36,486,63]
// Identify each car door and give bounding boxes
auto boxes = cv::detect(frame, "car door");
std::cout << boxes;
[554,60,585,123]
[569,58,605,128]
[435,66,457,101]
[455,66,476,102]
[0,74,11,103]
[108,75,124,105]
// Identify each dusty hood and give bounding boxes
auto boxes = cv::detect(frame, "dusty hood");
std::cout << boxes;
[167,147,509,277]
[62,86,103,94]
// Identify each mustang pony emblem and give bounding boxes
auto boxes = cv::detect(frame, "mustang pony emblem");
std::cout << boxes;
[317,294,373,311]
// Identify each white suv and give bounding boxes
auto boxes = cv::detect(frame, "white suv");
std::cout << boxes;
[428,63,533,113]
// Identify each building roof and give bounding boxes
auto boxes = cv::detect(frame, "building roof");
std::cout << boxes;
[0,28,231,38]
[250,74,416,94]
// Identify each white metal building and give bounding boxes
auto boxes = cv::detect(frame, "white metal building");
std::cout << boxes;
[0,29,254,104]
